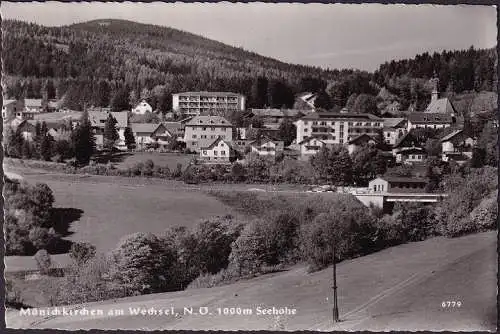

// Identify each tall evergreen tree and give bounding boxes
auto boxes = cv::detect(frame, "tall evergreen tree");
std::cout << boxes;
[71,110,96,165]
[124,126,136,150]
[103,114,119,150]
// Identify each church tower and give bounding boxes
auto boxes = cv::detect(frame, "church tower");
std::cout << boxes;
[430,74,439,102]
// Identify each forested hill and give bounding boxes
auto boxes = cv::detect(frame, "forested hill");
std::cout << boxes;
[2,19,497,115]
[2,19,342,111]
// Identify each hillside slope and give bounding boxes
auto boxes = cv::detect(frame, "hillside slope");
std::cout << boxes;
[6,231,496,331]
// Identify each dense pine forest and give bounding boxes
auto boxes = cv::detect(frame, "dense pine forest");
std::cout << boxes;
[2,19,497,114]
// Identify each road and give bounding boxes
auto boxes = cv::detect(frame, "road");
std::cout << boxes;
[6,231,497,331]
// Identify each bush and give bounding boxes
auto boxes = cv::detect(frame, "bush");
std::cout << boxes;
[228,221,268,276]
[109,232,177,295]
[70,242,97,265]
[54,254,127,305]
[34,249,52,275]
[391,203,437,242]
[162,216,243,286]
[469,193,498,231]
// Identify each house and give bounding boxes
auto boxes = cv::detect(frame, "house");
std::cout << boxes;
[298,136,329,160]
[88,111,129,150]
[394,147,427,164]
[163,121,184,140]
[296,112,383,145]
[440,129,475,163]
[131,123,173,149]
[172,91,245,116]
[183,115,233,152]
[15,120,72,141]
[383,118,407,145]
[250,108,307,128]
[369,176,428,193]
[47,100,60,113]
[2,99,26,121]
[296,92,317,110]
[199,137,235,163]
[132,100,153,114]
[24,99,47,114]
[407,112,453,132]
[347,134,380,155]
[392,132,427,164]
[249,137,284,157]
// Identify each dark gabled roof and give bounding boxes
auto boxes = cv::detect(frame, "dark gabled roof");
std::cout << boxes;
[393,132,419,148]
[347,133,380,145]
[298,135,327,145]
[376,176,428,184]
[251,108,307,118]
[185,115,232,127]
[383,117,406,129]
[162,121,183,133]
[301,112,382,121]
[130,123,162,134]
[407,112,453,124]
[200,136,233,150]
[439,129,466,142]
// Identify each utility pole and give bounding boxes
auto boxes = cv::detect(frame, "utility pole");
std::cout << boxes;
[332,241,340,323]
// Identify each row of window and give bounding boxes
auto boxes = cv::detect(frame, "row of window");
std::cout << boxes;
[202,150,227,156]
[373,184,385,192]
[305,121,382,127]
[189,127,227,131]
[192,135,227,139]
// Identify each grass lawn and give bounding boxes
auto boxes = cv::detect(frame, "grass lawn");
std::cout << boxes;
[114,152,195,171]
[8,172,236,255]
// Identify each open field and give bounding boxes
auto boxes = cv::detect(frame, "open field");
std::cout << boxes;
[6,231,496,331]
[4,165,240,274]
[113,151,196,171]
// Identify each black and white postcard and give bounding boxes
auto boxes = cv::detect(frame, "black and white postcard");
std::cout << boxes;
[2,2,497,331]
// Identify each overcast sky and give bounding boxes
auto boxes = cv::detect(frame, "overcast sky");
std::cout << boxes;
[1,2,497,71]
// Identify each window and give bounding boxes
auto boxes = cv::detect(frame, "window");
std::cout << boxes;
[222,128,226,131]
[313,121,318,125]
[192,134,197,139]
[221,151,226,155]
[203,150,207,155]
[211,135,215,139]
[214,151,218,156]
[202,127,207,131]
[220,143,224,147]
[211,127,215,131]
[304,128,308,132]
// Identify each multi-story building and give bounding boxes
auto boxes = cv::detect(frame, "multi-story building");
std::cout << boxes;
[172,91,245,116]
[2,99,25,121]
[406,113,453,131]
[295,112,384,146]
[383,118,407,146]
[183,115,233,152]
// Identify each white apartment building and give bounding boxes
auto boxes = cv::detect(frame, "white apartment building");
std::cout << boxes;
[172,91,245,116]
[295,112,384,146]
[183,115,233,152]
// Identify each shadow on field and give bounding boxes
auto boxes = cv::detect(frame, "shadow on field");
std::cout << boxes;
[93,151,133,164]
[48,207,84,254]
[51,208,83,237]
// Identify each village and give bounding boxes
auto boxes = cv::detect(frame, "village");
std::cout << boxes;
[3,76,485,210]
[2,6,497,331]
